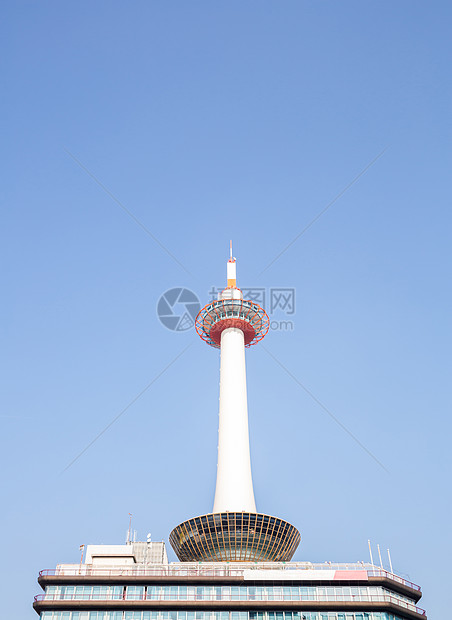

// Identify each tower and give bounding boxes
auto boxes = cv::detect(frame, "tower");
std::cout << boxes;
[33,247,428,620]
[169,245,301,562]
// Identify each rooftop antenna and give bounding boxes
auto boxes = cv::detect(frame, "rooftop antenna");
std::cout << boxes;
[79,544,85,575]
[387,548,394,574]
[229,239,233,261]
[368,540,374,566]
[377,543,383,569]
[147,532,152,543]
[127,513,132,544]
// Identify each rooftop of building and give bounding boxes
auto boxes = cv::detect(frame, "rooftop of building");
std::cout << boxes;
[36,541,424,604]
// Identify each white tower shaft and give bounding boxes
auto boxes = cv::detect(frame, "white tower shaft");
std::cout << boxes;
[213,327,257,513]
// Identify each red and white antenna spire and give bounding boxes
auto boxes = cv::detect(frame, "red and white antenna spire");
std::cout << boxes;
[227,240,236,288]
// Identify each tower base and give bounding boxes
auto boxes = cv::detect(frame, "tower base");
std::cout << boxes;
[170,512,300,562]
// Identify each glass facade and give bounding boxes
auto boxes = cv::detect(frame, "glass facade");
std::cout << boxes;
[43,585,416,607]
[145,585,414,606]
[39,611,410,620]
[45,586,123,600]
[169,513,300,562]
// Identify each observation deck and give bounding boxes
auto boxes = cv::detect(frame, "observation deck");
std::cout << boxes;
[195,296,269,348]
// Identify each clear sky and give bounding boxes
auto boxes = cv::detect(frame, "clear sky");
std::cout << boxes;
[2,2,450,618]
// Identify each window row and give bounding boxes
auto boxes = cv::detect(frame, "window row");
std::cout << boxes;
[44,585,414,606]
[40,612,409,620]
[145,586,412,605]
[46,586,123,599]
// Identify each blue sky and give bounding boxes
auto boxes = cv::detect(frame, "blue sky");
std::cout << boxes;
[1,2,450,618]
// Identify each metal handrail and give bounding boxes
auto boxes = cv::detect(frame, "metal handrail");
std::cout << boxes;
[367,568,420,591]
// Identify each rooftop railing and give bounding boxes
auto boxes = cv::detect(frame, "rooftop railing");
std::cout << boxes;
[367,568,421,592]
[39,563,421,593]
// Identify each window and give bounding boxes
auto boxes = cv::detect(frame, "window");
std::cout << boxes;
[125,585,145,600]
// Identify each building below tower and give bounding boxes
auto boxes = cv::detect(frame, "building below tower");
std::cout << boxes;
[33,541,426,620]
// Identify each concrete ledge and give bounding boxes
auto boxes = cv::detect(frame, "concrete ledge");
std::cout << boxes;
[33,598,426,620]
